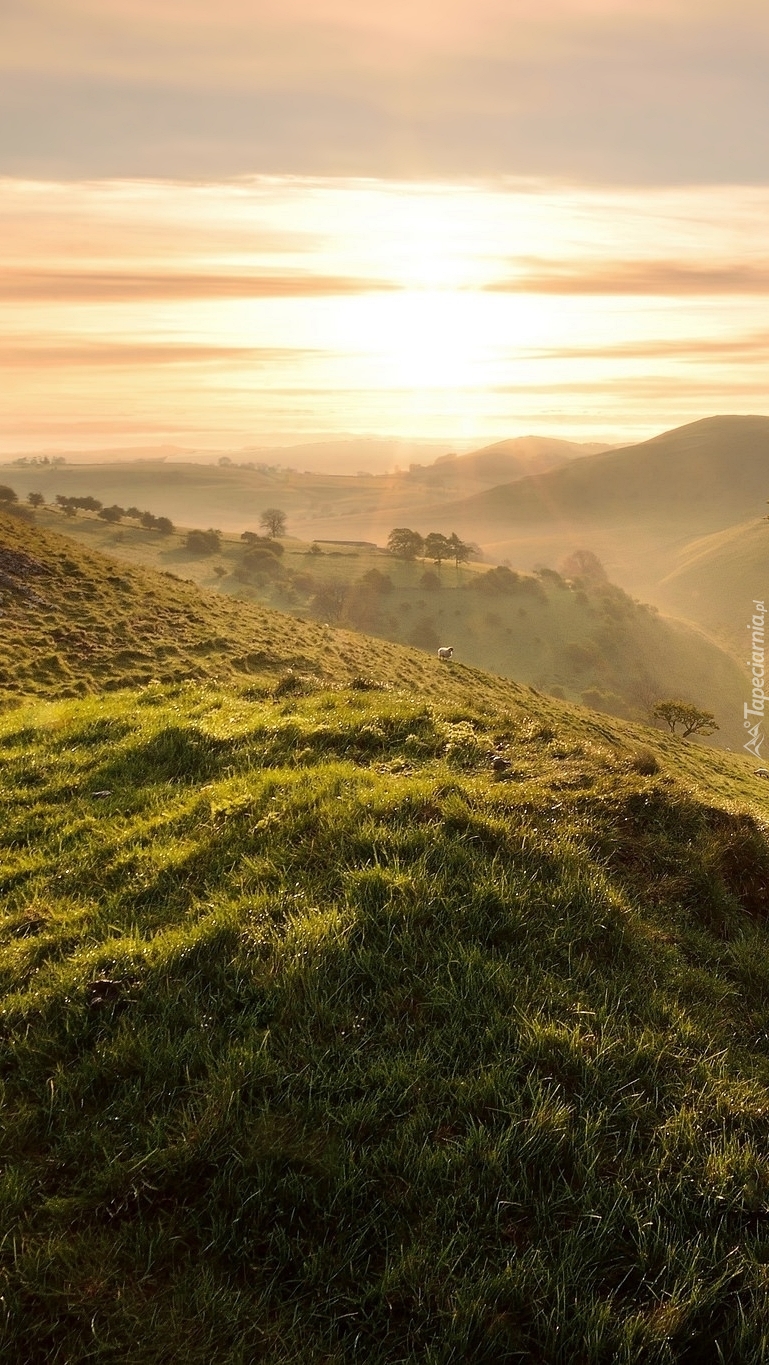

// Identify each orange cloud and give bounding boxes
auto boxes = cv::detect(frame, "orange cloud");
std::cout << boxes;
[0,342,316,367]
[487,260,769,295]
[0,269,397,301]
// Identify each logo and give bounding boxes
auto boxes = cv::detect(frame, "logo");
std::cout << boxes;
[744,599,766,757]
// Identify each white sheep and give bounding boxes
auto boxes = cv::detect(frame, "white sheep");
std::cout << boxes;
[437,646,454,662]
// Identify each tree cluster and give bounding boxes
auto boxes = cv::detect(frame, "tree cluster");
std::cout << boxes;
[50,495,173,533]
[387,528,473,567]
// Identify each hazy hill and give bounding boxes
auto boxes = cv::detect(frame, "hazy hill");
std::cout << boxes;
[433,417,769,530]
[424,416,769,592]
[1,434,609,545]
[14,506,749,747]
[399,435,611,488]
[656,516,769,654]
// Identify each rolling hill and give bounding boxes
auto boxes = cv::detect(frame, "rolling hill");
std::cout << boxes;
[425,416,769,594]
[4,504,769,1360]
[5,508,750,748]
[433,416,769,533]
[396,435,611,488]
[657,516,769,656]
[1,435,607,546]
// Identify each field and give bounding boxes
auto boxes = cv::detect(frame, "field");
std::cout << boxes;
[5,506,769,1361]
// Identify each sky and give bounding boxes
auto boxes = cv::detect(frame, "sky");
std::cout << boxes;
[2,0,769,457]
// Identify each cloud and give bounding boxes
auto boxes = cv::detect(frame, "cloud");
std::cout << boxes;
[0,269,396,301]
[1,1,768,180]
[532,333,769,361]
[0,342,317,367]
[487,261,769,295]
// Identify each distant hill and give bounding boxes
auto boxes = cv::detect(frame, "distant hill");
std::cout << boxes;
[420,415,769,597]
[431,416,769,535]
[401,435,612,487]
[656,516,769,654]
[0,433,613,544]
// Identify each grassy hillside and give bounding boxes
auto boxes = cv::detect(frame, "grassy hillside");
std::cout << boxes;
[4,676,769,1362]
[5,504,769,1360]
[657,517,769,656]
[0,510,500,706]
[12,505,748,748]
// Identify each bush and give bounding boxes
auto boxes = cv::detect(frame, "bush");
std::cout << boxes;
[185,529,221,555]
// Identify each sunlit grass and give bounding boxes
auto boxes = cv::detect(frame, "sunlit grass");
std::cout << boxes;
[3,678,769,1362]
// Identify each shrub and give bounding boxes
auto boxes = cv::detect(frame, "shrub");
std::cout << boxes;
[185,528,221,555]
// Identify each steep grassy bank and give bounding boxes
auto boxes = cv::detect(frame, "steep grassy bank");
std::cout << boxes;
[3,681,769,1362]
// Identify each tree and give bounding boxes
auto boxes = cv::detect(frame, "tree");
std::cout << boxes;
[559,549,608,584]
[653,699,719,738]
[155,516,174,536]
[27,491,44,508]
[0,485,18,505]
[260,508,287,538]
[387,527,424,560]
[98,504,125,523]
[309,578,348,623]
[448,531,472,569]
[125,506,142,520]
[424,532,452,567]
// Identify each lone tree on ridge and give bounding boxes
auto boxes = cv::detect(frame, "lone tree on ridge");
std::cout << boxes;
[653,699,719,738]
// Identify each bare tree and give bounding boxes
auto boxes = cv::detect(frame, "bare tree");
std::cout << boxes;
[260,508,287,538]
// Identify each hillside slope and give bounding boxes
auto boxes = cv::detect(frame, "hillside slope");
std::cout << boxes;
[3,509,749,748]
[657,517,769,655]
[433,416,769,533]
[398,435,611,488]
[0,510,517,710]
[5,507,769,1360]
[423,416,769,594]
[3,675,769,1362]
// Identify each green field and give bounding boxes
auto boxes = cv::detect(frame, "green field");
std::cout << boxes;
[4,507,769,1361]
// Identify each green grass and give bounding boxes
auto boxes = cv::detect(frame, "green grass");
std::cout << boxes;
[3,678,769,1362]
[5,506,769,1360]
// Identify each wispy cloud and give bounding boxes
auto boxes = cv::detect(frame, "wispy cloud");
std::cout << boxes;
[526,333,769,361]
[0,269,395,302]
[488,261,769,295]
[1,1,768,179]
[0,341,317,367]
